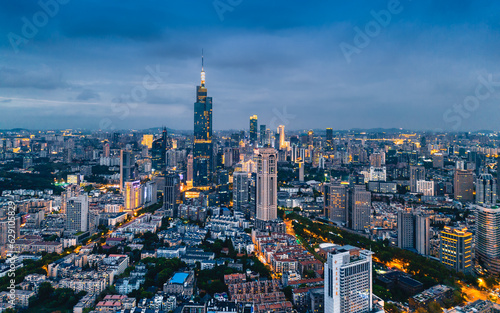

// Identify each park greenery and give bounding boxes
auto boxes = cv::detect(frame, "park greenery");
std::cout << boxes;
[284,211,479,306]
[27,282,86,313]
[0,247,79,292]
[128,257,185,300]
[286,212,464,288]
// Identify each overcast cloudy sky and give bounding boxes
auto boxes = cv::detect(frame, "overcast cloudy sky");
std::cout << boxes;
[0,0,500,131]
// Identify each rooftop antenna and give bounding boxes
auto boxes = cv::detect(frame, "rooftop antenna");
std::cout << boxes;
[200,49,206,86]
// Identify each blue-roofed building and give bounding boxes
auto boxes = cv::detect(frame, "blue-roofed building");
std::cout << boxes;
[170,273,190,285]
[163,271,195,296]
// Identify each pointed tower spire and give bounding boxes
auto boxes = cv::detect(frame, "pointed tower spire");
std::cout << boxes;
[201,49,206,86]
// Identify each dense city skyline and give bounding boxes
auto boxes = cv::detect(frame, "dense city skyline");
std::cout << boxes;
[1,1,500,131]
[2,2,500,312]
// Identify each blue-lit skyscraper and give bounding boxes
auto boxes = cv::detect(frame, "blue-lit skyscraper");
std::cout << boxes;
[193,54,213,186]
[151,127,169,172]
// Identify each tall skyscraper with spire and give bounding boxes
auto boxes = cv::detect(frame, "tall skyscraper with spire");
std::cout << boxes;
[193,52,213,186]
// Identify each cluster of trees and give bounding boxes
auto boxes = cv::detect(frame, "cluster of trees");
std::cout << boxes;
[291,212,481,308]
[197,265,239,296]
[128,257,185,300]
[0,250,76,292]
[137,202,163,215]
[139,231,161,251]
[0,170,64,194]
[199,238,237,259]
[247,255,272,279]
[27,282,86,313]
[91,165,116,175]
[288,212,457,288]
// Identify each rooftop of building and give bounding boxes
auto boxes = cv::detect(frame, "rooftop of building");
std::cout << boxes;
[412,284,452,303]
[169,272,190,285]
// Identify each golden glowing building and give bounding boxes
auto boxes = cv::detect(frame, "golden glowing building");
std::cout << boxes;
[141,134,154,149]
[439,226,472,273]
[278,125,285,150]
[124,180,142,211]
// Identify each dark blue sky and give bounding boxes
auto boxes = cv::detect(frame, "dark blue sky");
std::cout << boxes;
[1,0,500,131]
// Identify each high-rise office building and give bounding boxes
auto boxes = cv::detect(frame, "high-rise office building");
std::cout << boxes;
[410,166,425,193]
[141,134,154,149]
[143,180,158,206]
[416,180,434,196]
[433,153,444,168]
[454,169,474,201]
[248,172,257,219]
[66,195,89,233]
[456,160,465,170]
[307,130,314,147]
[151,128,169,172]
[397,210,414,250]
[296,158,304,182]
[218,170,230,206]
[497,157,500,201]
[223,147,233,168]
[233,171,249,212]
[291,144,298,162]
[193,55,213,186]
[124,180,142,211]
[475,205,500,275]
[232,149,240,164]
[120,149,133,192]
[265,129,272,148]
[369,166,386,182]
[260,125,267,147]
[103,142,110,158]
[324,246,373,313]
[256,148,277,222]
[278,125,285,150]
[164,173,181,217]
[369,153,383,167]
[397,210,430,255]
[324,183,348,224]
[324,184,371,232]
[325,128,333,151]
[476,173,497,205]
[347,185,371,232]
[439,226,472,273]
[249,115,258,144]
[187,154,193,184]
[415,214,431,255]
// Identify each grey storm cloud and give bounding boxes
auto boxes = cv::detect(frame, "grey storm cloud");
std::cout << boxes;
[0,0,500,131]
[0,66,67,90]
[76,89,100,101]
